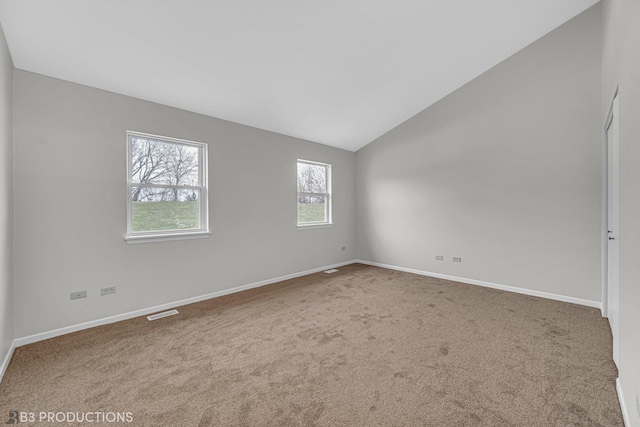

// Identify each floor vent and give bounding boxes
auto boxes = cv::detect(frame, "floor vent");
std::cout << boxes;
[324,269,339,274]
[147,309,179,321]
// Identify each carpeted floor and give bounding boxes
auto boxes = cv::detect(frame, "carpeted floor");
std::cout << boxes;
[0,264,623,426]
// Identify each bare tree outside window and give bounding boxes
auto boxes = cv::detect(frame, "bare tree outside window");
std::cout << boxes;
[130,138,199,202]
[297,160,331,225]
[126,132,208,239]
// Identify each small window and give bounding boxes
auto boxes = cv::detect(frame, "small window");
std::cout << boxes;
[125,131,209,243]
[297,159,332,226]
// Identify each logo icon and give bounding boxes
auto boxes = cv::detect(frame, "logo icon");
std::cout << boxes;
[1,410,19,425]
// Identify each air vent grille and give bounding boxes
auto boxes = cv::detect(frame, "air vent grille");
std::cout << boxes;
[147,309,179,321]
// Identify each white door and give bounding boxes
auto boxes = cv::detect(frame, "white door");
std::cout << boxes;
[606,94,620,367]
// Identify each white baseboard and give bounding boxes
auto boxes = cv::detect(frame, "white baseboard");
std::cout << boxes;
[0,340,16,384]
[355,260,601,309]
[12,260,357,349]
[617,377,631,427]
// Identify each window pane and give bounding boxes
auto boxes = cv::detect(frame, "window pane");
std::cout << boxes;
[298,194,327,223]
[130,137,200,186]
[297,162,326,193]
[131,187,200,232]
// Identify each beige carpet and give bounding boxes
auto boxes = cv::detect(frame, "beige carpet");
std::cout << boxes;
[0,264,623,426]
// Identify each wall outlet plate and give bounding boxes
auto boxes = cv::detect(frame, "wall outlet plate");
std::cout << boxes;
[453,257,462,262]
[70,290,87,300]
[101,286,116,296]
[435,255,444,261]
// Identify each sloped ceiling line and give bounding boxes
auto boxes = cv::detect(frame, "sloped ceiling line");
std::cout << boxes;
[0,0,599,151]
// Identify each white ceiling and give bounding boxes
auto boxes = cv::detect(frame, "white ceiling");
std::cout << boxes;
[0,0,598,151]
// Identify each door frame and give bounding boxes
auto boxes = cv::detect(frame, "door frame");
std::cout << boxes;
[602,87,619,318]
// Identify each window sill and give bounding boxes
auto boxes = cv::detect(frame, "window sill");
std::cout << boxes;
[124,231,211,244]
[297,223,333,230]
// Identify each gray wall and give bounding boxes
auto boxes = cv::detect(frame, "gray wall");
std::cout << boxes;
[602,0,640,424]
[12,71,356,338]
[356,6,602,302]
[0,24,13,367]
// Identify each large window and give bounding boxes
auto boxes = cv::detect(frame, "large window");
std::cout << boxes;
[297,159,331,226]
[125,131,209,243]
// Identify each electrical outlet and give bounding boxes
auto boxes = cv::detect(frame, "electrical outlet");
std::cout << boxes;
[453,257,462,263]
[435,255,444,261]
[101,286,116,296]
[70,291,87,300]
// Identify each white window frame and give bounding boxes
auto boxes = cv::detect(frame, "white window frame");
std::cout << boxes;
[297,159,332,228]
[125,131,210,244]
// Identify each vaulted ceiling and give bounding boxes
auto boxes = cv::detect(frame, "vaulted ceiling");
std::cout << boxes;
[0,0,599,151]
